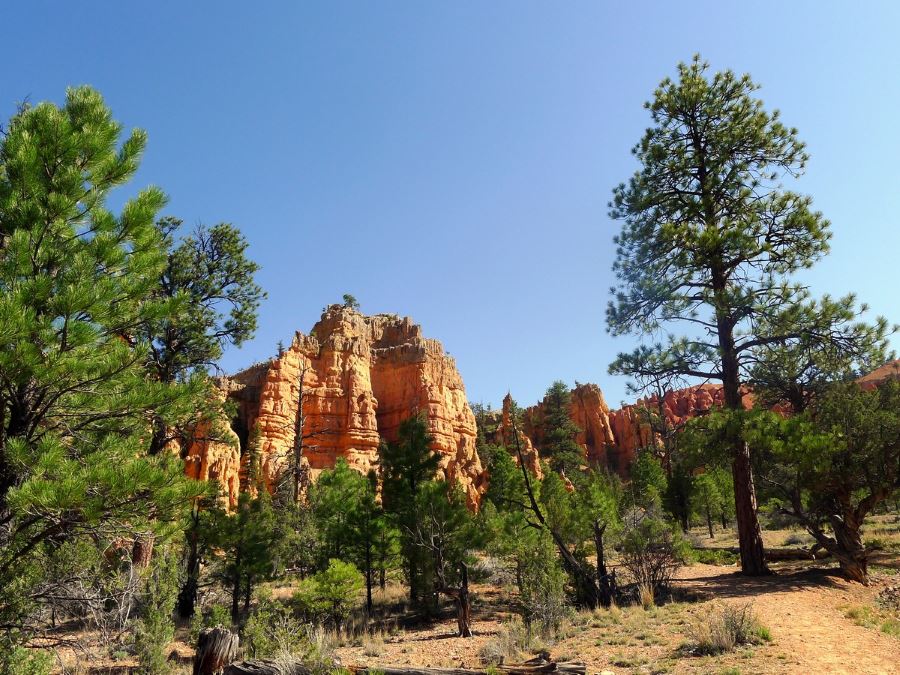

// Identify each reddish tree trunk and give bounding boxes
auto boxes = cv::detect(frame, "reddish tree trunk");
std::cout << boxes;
[732,443,768,575]
[831,513,869,584]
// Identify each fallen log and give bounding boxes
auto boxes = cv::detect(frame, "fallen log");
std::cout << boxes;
[697,546,831,562]
[224,657,586,675]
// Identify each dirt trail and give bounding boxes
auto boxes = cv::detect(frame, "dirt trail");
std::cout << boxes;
[676,564,900,674]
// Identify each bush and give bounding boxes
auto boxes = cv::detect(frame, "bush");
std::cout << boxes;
[783,531,811,547]
[692,547,739,566]
[620,510,680,597]
[242,594,309,659]
[294,559,364,627]
[133,552,179,674]
[478,619,539,665]
[190,604,232,643]
[0,647,53,675]
[686,602,770,655]
[518,533,569,635]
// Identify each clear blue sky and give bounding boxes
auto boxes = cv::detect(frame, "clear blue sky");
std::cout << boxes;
[3,2,899,409]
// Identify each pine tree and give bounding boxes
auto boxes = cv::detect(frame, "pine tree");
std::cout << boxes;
[309,461,397,613]
[691,473,724,538]
[379,415,441,607]
[0,87,203,647]
[540,381,584,476]
[144,218,265,454]
[205,489,285,623]
[606,56,873,575]
[409,481,479,636]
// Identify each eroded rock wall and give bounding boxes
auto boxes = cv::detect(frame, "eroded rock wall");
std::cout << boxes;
[521,382,746,475]
[200,306,486,507]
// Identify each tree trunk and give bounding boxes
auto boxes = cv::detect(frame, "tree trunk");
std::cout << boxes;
[456,562,472,637]
[194,626,239,675]
[705,506,714,539]
[131,532,155,568]
[408,558,418,607]
[243,574,252,614]
[720,509,728,529]
[178,518,201,618]
[732,444,769,575]
[231,562,242,623]
[365,539,373,614]
[831,514,869,584]
[593,520,612,608]
[715,273,769,577]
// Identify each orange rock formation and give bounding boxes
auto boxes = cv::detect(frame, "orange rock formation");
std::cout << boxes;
[521,382,749,475]
[200,306,486,508]
[485,394,542,479]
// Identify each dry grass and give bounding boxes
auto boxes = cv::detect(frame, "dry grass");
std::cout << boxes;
[684,602,771,655]
[638,582,655,610]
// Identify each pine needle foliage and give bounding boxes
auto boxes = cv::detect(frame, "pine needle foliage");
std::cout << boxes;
[0,87,205,652]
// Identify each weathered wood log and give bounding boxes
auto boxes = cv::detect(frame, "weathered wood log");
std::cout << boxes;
[224,658,586,675]
[223,660,282,675]
[696,545,832,562]
[194,626,240,675]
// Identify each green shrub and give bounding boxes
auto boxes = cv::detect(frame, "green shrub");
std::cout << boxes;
[133,552,179,674]
[242,595,309,659]
[519,533,569,635]
[0,647,53,675]
[692,547,739,565]
[190,603,233,643]
[294,559,364,627]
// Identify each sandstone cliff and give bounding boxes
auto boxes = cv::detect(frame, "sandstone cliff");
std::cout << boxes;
[194,306,486,508]
[520,382,748,475]
[480,393,543,479]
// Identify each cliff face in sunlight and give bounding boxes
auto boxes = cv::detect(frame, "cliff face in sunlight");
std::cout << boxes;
[520,382,752,475]
[190,306,486,508]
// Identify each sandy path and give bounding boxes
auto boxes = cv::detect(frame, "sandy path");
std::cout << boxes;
[676,564,900,674]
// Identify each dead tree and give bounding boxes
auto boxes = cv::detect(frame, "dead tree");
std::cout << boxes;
[509,411,602,608]
[274,363,335,503]
[407,491,474,636]
[193,626,239,675]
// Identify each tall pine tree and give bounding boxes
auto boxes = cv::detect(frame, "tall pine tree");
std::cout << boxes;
[607,57,876,575]
[0,88,203,650]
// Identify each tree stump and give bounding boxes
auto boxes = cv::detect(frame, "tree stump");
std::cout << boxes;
[193,626,239,675]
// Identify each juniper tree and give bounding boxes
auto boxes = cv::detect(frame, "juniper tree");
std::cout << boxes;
[745,381,900,583]
[607,56,874,574]
[0,88,203,651]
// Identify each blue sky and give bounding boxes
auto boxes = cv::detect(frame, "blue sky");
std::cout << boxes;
[3,2,899,409]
